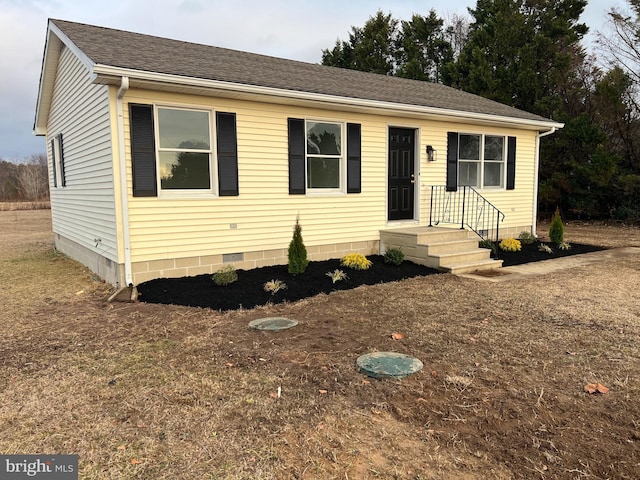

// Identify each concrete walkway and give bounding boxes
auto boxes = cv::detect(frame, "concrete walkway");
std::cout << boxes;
[459,246,640,282]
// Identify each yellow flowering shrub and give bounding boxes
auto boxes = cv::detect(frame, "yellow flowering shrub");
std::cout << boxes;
[341,253,372,270]
[499,238,522,252]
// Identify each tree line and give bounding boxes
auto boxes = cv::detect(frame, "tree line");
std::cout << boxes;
[322,0,640,221]
[0,154,49,202]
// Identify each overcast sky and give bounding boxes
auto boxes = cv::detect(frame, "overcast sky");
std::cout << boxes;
[0,0,621,160]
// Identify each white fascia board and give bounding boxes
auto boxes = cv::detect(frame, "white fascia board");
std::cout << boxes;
[92,65,565,131]
[33,21,97,135]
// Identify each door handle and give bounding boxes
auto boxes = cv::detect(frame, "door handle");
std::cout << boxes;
[410,174,416,184]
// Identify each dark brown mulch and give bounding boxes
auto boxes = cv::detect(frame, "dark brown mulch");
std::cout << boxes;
[137,241,606,312]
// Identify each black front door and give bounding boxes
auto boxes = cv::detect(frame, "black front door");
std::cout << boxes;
[388,128,415,220]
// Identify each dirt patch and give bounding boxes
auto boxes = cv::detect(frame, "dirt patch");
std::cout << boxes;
[2,210,640,479]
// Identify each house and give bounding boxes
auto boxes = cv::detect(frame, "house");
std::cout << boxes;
[34,19,562,287]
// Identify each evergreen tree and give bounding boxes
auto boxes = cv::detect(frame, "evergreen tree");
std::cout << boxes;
[288,217,309,275]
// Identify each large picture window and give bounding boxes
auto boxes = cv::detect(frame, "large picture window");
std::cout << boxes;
[306,121,343,190]
[157,107,213,191]
[458,133,505,189]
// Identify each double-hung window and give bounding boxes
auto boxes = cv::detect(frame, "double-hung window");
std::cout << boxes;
[156,107,213,192]
[306,121,343,191]
[458,134,506,189]
[129,103,238,198]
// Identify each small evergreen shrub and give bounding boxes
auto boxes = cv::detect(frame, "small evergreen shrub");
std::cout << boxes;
[326,269,348,283]
[549,207,565,245]
[499,238,522,252]
[518,231,537,245]
[383,247,405,266]
[341,253,372,270]
[288,217,308,274]
[212,265,238,286]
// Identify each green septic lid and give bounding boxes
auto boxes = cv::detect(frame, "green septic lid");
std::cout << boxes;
[356,352,424,379]
[249,317,298,331]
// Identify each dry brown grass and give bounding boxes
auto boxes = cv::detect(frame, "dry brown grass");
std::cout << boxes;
[0,201,51,211]
[1,211,639,479]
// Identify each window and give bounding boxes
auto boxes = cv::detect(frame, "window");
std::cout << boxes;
[306,121,342,190]
[288,118,361,195]
[50,133,66,188]
[458,134,505,189]
[157,107,213,191]
[129,104,238,198]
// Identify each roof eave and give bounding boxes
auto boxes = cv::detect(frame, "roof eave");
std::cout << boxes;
[93,65,564,131]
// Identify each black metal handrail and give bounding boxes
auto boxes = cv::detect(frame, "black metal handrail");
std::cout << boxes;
[428,185,505,241]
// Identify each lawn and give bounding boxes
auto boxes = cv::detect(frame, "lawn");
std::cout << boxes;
[1,210,640,479]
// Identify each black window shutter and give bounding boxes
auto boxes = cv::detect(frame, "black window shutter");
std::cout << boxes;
[58,133,66,187]
[346,123,361,193]
[446,132,458,192]
[506,136,517,190]
[50,138,57,188]
[288,118,305,194]
[129,104,157,197]
[216,112,239,196]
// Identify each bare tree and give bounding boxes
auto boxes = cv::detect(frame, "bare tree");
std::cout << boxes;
[443,12,470,59]
[597,0,640,85]
[16,154,49,201]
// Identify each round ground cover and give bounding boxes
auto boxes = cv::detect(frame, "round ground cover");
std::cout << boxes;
[356,352,424,379]
[137,256,438,312]
[248,317,298,330]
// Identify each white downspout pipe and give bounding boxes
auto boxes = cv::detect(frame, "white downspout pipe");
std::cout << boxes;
[533,127,557,236]
[116,76,133,286]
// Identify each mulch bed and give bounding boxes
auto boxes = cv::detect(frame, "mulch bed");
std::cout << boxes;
[138,241,606,312]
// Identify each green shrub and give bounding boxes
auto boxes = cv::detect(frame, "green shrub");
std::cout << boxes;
[287,217,308,274]
[479,239,497,256]
[518,231,536,245]
[383,247,405,266]
[212,265,238,286]
[499,238,522,252]
[341,253,372,270]
[549,207,564,245]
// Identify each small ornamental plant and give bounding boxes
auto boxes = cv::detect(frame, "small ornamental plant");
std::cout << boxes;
[518,231,537,245]
[212,265,238,286]
[326,269,348,284]
[539,243,553,254]
[264,279,287,294]
[383,247,405,266]
[558,241,571,251]
[479,239,497,256]
[288,217,308,275]
[341,253,372,271]
[549,207,565,245]
[499,238,522,252]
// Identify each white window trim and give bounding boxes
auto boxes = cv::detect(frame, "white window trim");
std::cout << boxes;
[458,132,507,191]
[52,134,63,189]
[305,118,346,196]
[154,104,217,198]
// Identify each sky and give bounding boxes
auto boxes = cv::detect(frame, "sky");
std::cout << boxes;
[0,0,623,160]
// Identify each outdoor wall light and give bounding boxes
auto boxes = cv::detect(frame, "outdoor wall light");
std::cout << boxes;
[426,145,437,162]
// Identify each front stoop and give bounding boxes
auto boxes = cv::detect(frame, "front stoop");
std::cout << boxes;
[380,226,503,274]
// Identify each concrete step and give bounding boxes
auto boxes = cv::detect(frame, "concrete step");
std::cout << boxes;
[440,258,503,275]
[424,238,480,255]
[435,249,492,266]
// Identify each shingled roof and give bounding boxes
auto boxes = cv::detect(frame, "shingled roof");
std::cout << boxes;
[46,19,558,127]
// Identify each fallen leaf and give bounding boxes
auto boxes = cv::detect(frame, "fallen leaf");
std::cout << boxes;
[225,362,234,367]
[417,397,428,403]
[130,459,143,465]
[75,290,84,295]
[430,370,438,378]
[117,445,126,450]
[269,392,278,399]
[597,383,609,394]
[319,389,328,395]
[391,332,404,340]
[362,380,371,385]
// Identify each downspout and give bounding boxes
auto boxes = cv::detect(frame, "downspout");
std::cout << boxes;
[533,127,557,236]
[116,76,132,286]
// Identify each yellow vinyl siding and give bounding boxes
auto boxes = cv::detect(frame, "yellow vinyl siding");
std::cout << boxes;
[122,88,538,263]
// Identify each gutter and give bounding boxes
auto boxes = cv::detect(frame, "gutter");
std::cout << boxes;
[92,65,564,131]
[532,127,558,236]
[116,76,133,286]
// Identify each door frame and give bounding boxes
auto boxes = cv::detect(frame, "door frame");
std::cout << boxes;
[387,125,420,222]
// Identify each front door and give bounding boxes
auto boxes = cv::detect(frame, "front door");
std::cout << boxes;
[388,128,416,221]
